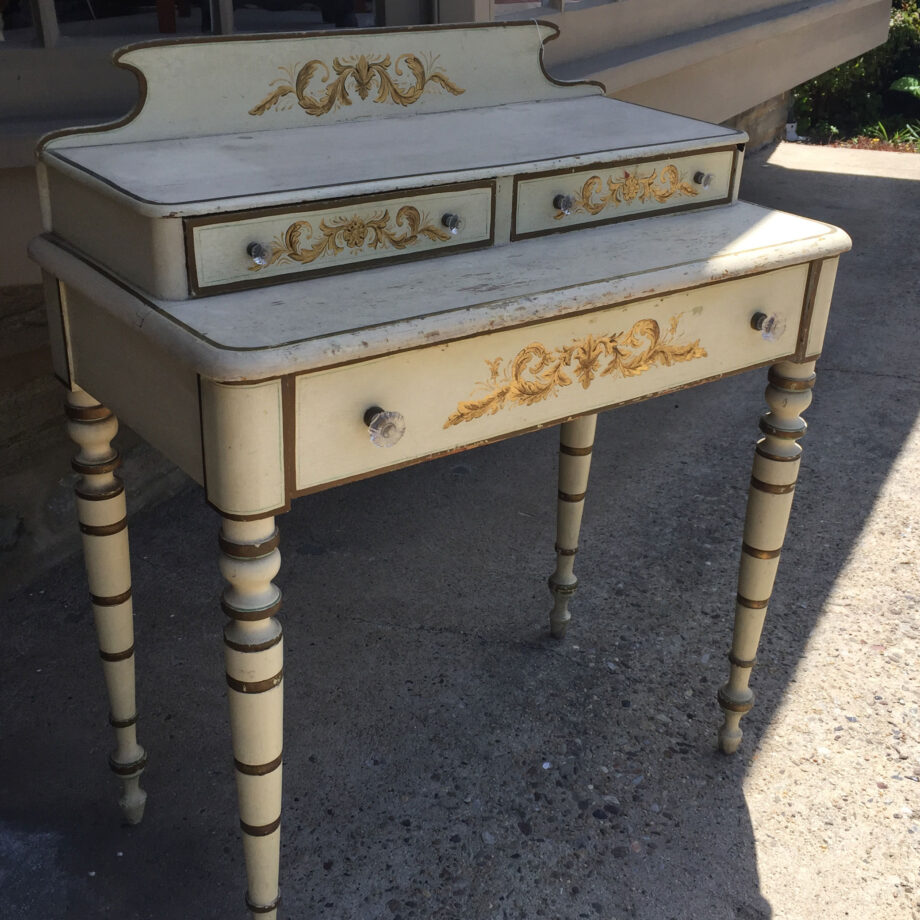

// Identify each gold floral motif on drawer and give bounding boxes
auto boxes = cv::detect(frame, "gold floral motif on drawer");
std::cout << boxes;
[253,207,452,270]
[444,316,706,427]
[556,165,698,220]
[249,53,464,117]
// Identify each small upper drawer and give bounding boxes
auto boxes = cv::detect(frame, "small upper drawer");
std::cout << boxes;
[186,181,495,295]
[512,147,737,240]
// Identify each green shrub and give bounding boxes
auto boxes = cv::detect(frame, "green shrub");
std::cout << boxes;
[793,0,920,140]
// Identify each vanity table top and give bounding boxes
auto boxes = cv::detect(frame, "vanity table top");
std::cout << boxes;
[31,202,851,382]
[36,22,745,216]
[44,96,743,214]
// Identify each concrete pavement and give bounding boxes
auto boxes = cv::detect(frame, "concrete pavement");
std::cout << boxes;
[2,142,919,919]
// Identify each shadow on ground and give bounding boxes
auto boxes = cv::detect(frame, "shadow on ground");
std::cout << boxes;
[2,150,918,919]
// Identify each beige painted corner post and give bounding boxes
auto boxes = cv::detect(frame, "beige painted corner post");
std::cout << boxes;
[718,359,816,754]
[548,414,598,638]
[65,387,147,823]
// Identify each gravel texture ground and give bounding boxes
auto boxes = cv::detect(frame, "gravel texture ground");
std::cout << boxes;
[1,142,918,920]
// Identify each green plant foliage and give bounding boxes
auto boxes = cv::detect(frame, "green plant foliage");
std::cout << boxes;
[793,0,920,141]
[891,75,920,98]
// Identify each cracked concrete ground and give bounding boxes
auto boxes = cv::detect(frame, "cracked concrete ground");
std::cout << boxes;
[2,142,919,919]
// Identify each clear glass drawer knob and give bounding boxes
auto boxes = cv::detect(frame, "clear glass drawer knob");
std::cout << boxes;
[751,311,787,341]
[247,241,269,267]
[693,171,714,189]
[553,194,575,215]
[441,213,463,235]
[364,406,406,448]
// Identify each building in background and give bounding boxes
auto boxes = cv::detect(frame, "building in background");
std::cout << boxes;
[0,0,891,286]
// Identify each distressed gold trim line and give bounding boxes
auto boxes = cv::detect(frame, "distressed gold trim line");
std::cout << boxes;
[741,542,781,560]
[81,519,128,537]
[750,477,796,495]
[223,629,283,654]
[554,544,578,556]
[759,418,807,439]
[728,652,757,669]
[109,713,137,729]
[76,481,125,501]
[240,816,281,837]
[556,165,698,220]
[558,490,586,502]
[717,688,754,713]
[736,593,769,609]
[560,444,593,456]
[249,53,464,118]
[221,593,283,622]
[445,317,706,428]
[91,587,132,607]
[99,644,135,663]
[755,443,801,463]
[768,368,816,391]
[235,753,283,777]
[109,751,147,776]
[72,454,121,476]
[246,892,282,914]
[65,404,112,421]
[253,206,452,271]
[548,577,578,596]
[226,669,284,694]
[219,529,281,559]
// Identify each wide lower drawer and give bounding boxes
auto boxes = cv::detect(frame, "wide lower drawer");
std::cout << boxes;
[186,180,495,294]
[512,147,737,240]
[293,263,808,493]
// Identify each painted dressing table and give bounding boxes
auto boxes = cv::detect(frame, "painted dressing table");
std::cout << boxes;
[30,22,850,918]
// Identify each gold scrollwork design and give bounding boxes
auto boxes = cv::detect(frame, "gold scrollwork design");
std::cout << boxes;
[249,53,464,117]
[444,316,706,428]
[251,206,452,270]
[555,165,699,220]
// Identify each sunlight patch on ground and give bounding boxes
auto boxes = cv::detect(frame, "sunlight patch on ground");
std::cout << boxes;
[740,411,920,917]
[766,141,920,180]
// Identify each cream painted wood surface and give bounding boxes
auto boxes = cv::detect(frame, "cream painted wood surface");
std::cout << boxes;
[29,204,847,377]
[45,169,189,301]
[157,206,844,365]
[200,379,286,518]
[36,25,742,302]
[805,257,839,357]
[718,360,817,754]
[219,516,284,919]
[40,93,743,299]
[548,415,597,638]
[44,97,740,212]
[29,24,854,920]
[40,96,743,299]
[66,389,147,826]
[190,183,494,291]
[293,264,809,492]
[514,147,736,237]
[61,284,204,484]
[41,22,588,152]
[31,209,847,520]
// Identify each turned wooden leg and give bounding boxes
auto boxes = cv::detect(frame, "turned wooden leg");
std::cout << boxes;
[718,360,816,754]
[219,516,284,919]
[548,414,598,639]
[65,389,147,823]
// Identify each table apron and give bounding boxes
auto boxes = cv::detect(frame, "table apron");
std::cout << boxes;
[288,262,810,495]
